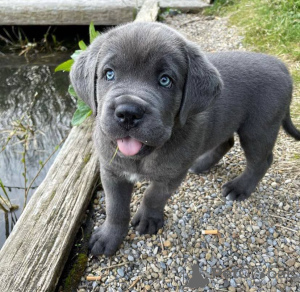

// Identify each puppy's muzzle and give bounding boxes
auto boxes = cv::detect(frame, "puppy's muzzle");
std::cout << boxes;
[114,104,145,130]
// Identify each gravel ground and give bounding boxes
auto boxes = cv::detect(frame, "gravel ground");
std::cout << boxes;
[76,13,300,292]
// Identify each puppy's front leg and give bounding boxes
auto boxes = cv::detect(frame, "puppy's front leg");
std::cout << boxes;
[89,168,134,256]
[132,176,184,235]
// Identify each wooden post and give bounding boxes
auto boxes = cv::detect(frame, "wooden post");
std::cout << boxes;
[0,2,159,292]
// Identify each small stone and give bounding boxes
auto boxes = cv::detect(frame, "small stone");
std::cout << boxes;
[160,262,166,269]
[268,227,275,234]
[164,240,172,247]
[246,226,253,232]
[285,258,295,267]
[206,253,212,260]
[117,268,124,277]
[284,246,293,254]
[252,226,260,232]
[230,279,237,287]
[271,182,277,188]
[128,255,134,261]
[228,287,236,292]
[145,285,151,291]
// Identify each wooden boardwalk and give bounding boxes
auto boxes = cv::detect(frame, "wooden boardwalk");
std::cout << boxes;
[0,0,209,25]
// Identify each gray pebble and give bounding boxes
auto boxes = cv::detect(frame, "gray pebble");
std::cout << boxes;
[128,255,134,261]
[117,268,124,277]
[230,279,237,287]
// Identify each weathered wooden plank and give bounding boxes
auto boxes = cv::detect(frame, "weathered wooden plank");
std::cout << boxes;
[0,0,209,25]
[0,118,99,292]
[0,0,138,25]
[0,2,160,292]
[135,0,159,22]
[160,0,210,11]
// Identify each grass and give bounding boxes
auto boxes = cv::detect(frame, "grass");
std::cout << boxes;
[206,0,300,60]
[206,0,300,127]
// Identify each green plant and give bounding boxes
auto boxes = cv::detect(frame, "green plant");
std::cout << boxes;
[0,26,64,57]
[55,22,100,126]
[206,0,300,61]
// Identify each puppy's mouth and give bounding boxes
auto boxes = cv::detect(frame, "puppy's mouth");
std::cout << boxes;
[117,137,144,156]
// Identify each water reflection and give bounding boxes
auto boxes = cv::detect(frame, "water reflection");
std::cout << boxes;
[0,54,76,247]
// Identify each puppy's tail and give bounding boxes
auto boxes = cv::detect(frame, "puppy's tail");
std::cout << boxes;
[282,109,300,140]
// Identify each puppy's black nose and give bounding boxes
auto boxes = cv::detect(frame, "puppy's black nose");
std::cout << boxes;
[115,104,144,129]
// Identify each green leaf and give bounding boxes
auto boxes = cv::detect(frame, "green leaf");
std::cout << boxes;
[68,85,78,97]
[55,59,74,72]
[71,50,82,61]
[71,108,92,126]
[89,22,100,44]
[78,40,87,50]
[71,98,92,126]
[77,98,90,110]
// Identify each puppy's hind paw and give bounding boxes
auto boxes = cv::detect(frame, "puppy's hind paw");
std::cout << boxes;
[89,222,128,256]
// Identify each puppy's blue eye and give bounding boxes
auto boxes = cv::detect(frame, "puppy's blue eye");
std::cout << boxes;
[159,75,172,88]
[106,70,115,81]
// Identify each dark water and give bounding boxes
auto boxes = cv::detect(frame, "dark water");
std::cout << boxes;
[0,54,76,248]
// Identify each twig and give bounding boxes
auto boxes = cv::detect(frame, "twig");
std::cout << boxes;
[109,146,119,165]
[24,137,67,206]
[0,34,13,45]
[128,276,141,289]
[180,17,202,27]
[159,234,165,252]
[99,261,129,272]
[0,92,37,154]
[3,185,38,190]
[0,179,13,209]
[22,135,28,208]
[269,214,295,222]
[274,224,298,233]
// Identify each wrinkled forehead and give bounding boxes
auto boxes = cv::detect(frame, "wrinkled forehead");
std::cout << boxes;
[100,23,187,73]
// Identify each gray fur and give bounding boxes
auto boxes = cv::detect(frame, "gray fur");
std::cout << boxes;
[70,22,300,256]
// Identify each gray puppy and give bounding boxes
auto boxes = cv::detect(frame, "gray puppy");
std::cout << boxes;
[70,22,300,256]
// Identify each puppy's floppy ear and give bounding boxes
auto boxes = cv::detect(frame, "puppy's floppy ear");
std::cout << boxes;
[70,37,103,115]
[179,42,223,126]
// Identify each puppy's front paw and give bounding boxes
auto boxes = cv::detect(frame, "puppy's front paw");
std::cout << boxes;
[89,222,128,256]
[222,179,252,201]
[131,205,164,235]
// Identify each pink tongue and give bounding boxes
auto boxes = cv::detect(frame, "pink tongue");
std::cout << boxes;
[117,137,143,156]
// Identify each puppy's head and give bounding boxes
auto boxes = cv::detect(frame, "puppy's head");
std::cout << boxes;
[70,22,222,158]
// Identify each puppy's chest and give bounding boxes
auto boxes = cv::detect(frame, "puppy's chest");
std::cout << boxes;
[119,159,162,183]
[122,171,144,183]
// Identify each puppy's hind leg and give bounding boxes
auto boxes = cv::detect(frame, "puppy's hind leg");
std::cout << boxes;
[222,128,278,201]
[189,136,234,173]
